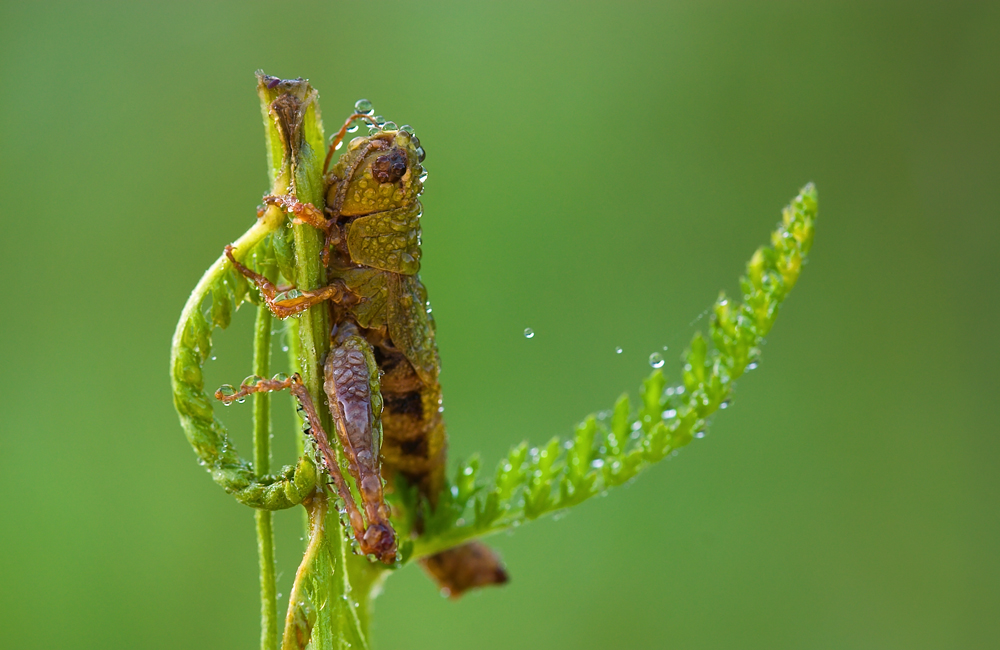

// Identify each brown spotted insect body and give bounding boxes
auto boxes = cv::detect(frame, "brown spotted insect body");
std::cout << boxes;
[217,94,505,593]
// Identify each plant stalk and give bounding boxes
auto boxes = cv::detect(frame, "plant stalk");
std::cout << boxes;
[253,292,279,650]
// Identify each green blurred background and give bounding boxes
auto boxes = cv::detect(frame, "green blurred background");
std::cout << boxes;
[1,2,997,648]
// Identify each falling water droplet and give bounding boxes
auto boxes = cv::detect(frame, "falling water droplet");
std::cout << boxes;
[649,352,664,368]
[523,328,535,339]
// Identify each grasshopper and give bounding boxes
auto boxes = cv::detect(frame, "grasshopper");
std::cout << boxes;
[216,91,506,594]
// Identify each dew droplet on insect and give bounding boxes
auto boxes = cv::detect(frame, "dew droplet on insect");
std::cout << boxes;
[416,147,426,162]
[349,136,365,150]
[373,115,385,126]
[382,121,397,131]
[334,141,344,151]
[354,98,373,115]
[615,346,623,354]
[523,328,534,339]
[346,123,359,134]
[649,352,664,368]
[399,124,415,134]
[394,130,411,146]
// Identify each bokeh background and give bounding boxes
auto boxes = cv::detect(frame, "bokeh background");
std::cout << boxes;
[1,2,997,648]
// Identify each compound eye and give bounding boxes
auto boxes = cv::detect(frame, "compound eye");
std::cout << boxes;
[371,148,408,184]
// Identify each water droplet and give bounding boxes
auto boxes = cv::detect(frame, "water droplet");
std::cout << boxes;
[523,327,534,339]
[399,124,415,134]
[272,372,289,382]
[349,136,365,150]
[418,170,428,183]
[210,355,217,361]
[675,386,685,394]
[416,146,426,162]
[243,374,263,387]
[746,361,759,371]
[394,130,410,146]
[382,121,397,131]
[346,123,359,134]
[649,352,664,368]
[720,400,730,409]
[630,421,642,431]
[615,346,623,354]
[373,114,386,126]
[695,430,706,439]
[354,98,373,114]
[590,459,605,469]
[662,408,677,419]
[334,140,344,151]
[282,345,289,352]
[218,384,237,400]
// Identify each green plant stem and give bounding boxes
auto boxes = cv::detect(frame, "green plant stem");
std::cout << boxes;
[253,295,278,650]
[253,73,380,650]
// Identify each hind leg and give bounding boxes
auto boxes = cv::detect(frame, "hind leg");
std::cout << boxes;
[215,374,367,544]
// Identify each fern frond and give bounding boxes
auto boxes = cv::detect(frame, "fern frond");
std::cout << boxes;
[411,183,818,559]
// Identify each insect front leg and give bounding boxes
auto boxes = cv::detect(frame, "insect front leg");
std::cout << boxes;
[323,322,397,564]
[225,245,357,319]
[260,193,328,230]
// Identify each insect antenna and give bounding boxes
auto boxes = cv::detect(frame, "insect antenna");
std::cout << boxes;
[323,112,383,175]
